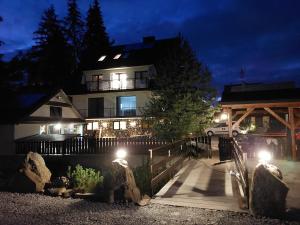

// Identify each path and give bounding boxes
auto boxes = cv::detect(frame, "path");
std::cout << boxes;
[151,155,244,212]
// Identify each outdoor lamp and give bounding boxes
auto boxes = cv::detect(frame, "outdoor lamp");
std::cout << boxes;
[258,149,272,164]
[116,148,127,159]
[220,113,228,120]
[214,118,220,123]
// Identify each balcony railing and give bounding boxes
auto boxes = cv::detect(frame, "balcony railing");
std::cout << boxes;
[86,78,149,92]
[78,107,145,118]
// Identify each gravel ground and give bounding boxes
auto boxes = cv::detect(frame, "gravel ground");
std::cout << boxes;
[0,192,299,225]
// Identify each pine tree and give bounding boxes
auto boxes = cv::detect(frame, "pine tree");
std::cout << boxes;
[0,16,7,87]
[64,0,84,74]
[144,36,216,140]
[81,0,110,69]
[31,5,71,87]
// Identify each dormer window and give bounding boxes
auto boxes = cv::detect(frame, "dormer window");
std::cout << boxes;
[98,55,106,61]
[113,54,122,59]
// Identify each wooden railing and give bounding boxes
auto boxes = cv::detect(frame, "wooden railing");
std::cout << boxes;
[15,136,168,155]
[218,137,249,208]
[149,140,186,194]
[149,135,212,194]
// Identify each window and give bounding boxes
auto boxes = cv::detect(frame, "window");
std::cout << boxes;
[113,54,122,59]
[88,98,104,118]
[50,106,62,118]
[135,71,148,79]
[135,71,148,88]
[117,96,136,117]
[111,73,127,89]
[88,75,103,91]
[98,55,106,61]
[113,121,127,130]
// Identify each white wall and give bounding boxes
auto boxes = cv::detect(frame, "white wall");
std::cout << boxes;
[31,105,50,117]
[14,124,42,139]
[71,90,153,118]
[0,125,15,155]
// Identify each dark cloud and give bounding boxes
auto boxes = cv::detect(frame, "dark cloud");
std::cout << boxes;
[0,0,299,91]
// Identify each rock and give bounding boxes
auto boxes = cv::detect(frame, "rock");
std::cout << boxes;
[9,152,52,193]
[250,163,289,218]
[109,159,149,206]
[51,176,70,188]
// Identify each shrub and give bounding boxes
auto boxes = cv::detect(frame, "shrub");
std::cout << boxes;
[67,164,103,193]
[132,161,151,196]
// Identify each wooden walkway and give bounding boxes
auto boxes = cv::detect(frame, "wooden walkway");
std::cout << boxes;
[151,156,244,212]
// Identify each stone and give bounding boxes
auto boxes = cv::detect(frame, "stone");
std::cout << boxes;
[51,176,70,188]
[109,159,150,206]
[250,163,289,218]
[9,152,52,193]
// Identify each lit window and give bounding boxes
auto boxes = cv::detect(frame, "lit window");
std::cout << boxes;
[111,73,127,89]
[117,96,136,117]
[98,55,106,61]
[87,123,93,130]
[93,122,99,130]
[113,54,122,59]
[120,121,127,130]
[113,121,120,130]
[113,121,127,130]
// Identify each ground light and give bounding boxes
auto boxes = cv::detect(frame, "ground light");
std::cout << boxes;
[258,149,272,164]
[116,148,127,159]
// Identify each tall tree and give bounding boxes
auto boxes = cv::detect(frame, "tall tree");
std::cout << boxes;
[0,16,8,87]
[144,36,216,140]
[81,0,110,69]
[64,0,84,74]
[31,5,71,87]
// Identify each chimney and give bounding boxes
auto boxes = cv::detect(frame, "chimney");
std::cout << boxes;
[143,36,156,44]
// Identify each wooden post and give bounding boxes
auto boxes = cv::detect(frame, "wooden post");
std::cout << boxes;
[289,107,297,160]
[228,108,233,137]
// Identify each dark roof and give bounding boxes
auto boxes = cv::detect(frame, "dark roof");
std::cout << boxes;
[86,36,180,70]
[221,83,300,104]
[0,89,82,124]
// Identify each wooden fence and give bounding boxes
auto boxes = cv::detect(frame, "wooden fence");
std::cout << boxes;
[219,137,249,209]
[149,136,211,194]
[15,136,168,155]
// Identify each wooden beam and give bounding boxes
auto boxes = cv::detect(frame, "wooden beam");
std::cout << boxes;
[222,101,300,109]
[264,107,291,129]
[289,107,297,160]
[233,108,255,128]
[228,108,233,137]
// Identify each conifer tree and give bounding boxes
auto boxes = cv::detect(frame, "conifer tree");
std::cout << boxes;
[31,5,71,86]
[144,36,216,140]
[81,0,110,69]
[0,16,7,87]
[64,0,84,74]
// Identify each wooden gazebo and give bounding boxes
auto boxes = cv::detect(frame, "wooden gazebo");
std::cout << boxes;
[220,83,300,160]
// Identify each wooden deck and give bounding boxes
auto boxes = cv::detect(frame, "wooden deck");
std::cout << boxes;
[151,155,245,212]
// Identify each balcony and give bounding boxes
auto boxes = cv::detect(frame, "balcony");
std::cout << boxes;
[78,107,145,118]
[86,78,149,92]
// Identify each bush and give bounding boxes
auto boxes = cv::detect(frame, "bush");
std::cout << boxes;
[67,164,103,193]
[132,161,151,196]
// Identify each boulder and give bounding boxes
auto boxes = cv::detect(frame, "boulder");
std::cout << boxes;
[250,163,289,218]
[109,159,150,206]
[9,152,52,193]
[50,176,70,188]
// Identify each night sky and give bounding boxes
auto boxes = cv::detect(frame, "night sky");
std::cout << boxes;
[0,0,300,92]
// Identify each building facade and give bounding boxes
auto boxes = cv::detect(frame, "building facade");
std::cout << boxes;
[70,36,177,137]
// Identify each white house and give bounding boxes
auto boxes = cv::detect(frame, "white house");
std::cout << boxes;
[0,89,84,154]
[70,36,178,137]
